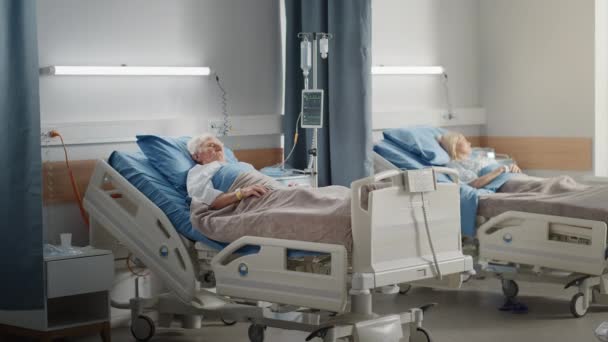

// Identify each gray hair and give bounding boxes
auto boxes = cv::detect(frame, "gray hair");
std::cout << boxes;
[187,134,220,155]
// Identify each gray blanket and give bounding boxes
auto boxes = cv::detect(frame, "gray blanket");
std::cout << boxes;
[190,171,353,251]
[478,175,608,223]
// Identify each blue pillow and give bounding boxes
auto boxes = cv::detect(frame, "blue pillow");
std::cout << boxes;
[108,151,226,249]
[373,139,428,170]
[374,139,451,183]
[136,135,238,193]
[223,146,238,164]
[383,126,449,166]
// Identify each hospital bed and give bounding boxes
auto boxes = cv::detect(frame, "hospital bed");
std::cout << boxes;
[83,151,474,342]
[373,150,608,318]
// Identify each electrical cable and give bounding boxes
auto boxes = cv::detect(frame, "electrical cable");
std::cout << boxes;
[307,128,317,171]
[421,192,442,280]
[126,252,150,277]
[442,73,455,120]
[42,133,55,239]
[282,112,302,168]
[215,74,231,136]
[49,130,90,228]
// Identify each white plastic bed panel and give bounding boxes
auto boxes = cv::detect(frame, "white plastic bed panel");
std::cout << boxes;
[478,211,608,275]
[211,237,348,313]
[84,160,199,304]
[351,170,467,288]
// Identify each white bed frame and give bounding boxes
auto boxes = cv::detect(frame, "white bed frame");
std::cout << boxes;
[84,159,473,342]
[373,151,608,318]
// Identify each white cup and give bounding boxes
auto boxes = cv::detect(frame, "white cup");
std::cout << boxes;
[60,233,72,248]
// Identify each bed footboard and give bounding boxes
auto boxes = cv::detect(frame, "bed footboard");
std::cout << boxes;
[351,169,472,289]
[478,211,608,275]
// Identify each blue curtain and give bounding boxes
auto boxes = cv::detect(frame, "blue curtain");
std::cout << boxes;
[0,0,44,310]
[284,0,372,186]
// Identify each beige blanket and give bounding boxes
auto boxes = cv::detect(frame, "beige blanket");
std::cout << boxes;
[478,175,608,223]
[190,171,353,251]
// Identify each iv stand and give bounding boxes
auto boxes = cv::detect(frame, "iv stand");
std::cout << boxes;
[298,32,331,188]
[311,34,319,188]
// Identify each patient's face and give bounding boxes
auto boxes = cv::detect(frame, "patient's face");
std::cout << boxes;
[194,137,225,164]
[456,137,472,158]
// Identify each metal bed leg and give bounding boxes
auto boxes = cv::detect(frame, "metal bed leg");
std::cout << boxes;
[350,289,372,316]
[182,315,202,329]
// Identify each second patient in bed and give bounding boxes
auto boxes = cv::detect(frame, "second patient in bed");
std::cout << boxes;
[439,131,522,189]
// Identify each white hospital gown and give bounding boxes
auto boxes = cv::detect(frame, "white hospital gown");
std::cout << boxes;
[187,161,224,205]
[447,157,495,184]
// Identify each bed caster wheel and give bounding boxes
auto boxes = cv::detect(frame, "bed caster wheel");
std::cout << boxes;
[410,327,433,342]
[399,284,412,295]
[130,315,155,342]
[570,293,588,318]
[502,280,519,299]
[248,324,266,342]
[221,317,237,326]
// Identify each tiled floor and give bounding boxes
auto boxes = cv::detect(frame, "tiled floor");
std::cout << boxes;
[47,277,608,341]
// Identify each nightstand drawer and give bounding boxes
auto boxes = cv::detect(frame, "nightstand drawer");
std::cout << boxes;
[46,254,114,298]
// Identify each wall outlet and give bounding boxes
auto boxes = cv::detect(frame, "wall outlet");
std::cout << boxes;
[208,120,225,135]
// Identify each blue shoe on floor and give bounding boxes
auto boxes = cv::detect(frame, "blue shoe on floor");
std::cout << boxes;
[511,302,528,314]
[499,299,528,314]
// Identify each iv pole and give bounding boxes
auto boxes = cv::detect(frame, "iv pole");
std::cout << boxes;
[297,32,331,188]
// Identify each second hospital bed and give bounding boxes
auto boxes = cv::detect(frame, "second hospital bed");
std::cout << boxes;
[373,141,608,318]
[83,150,473,342]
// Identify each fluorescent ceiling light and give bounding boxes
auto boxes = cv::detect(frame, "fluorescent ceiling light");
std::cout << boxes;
[40,66,211,76]
[371,66,444,75]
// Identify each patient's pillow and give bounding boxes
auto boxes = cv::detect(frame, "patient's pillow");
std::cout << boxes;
[383,126,449,166]
[374,139,451,183]
[137,135,238,193]
[373,139,428,170]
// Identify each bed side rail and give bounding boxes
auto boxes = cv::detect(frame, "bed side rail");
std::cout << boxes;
[211,236,348,313]
[478,211,608,275]
[84,159,199,304]
[432,167,460,183]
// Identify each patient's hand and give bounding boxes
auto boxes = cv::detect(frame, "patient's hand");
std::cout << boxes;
[509,164,522,173]
[242,185,268,198]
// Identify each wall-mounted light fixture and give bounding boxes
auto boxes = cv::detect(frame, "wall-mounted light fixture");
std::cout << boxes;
[372,65,455,120]
[371,66,444,75]
[40,66,211,76]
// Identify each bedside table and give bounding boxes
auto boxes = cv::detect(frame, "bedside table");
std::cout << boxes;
[0,247,114,341]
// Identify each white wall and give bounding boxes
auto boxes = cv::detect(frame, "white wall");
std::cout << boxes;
[38,0,283,244]
[372,0,482,135]
[38,1,283,325]
[595,0,608,176]
[479,0,595,138]
[38,0,282,124]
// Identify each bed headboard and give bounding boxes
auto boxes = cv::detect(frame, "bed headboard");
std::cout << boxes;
[43,148,283,204]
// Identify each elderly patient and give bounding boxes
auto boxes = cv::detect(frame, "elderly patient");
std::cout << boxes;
[186,134,353,250]
[186,134,281,210]
[439,131,522,189]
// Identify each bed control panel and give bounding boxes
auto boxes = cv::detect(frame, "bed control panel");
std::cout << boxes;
[403,169,437,193]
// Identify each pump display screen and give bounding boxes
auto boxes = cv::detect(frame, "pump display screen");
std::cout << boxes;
[301,89,324,128]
